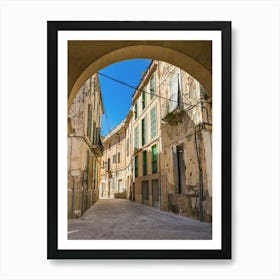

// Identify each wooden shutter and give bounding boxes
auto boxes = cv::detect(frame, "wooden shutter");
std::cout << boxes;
[142,91,146,109]
[141,118,146,146]
[152,145,157,173]
[143,151,147,176]
[151,107,156,139]
[169,74,179,112]
[87,104,92,139]
[150,74,155,99]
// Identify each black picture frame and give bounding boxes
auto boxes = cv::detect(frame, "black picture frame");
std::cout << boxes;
[47,21,231,259]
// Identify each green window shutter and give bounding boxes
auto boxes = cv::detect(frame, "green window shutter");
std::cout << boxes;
[134,102,138,119]
[150,74,155,99]
[151,107,156,139]
[92,158,96,189]
[141,118,146,146]
[92,121,96,144]
[142,91,145,109]
[87,104,92,139]
[143,151,147,176]
[85,150,89,190]
[135,156,138,177]
[134,126,139,150]
[152,145,157,174]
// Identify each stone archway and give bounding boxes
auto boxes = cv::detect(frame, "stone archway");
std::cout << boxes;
[68,41,212,108]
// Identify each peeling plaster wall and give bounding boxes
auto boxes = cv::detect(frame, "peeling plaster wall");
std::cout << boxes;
[158,61,212,222]
[67,73,103,218]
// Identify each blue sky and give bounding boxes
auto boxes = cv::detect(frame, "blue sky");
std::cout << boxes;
[98,58,151,136]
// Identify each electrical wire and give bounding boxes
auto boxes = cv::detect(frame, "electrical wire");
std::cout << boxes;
[98,71,211,108]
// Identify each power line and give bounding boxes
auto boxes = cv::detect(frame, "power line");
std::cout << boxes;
[98,71,211,108]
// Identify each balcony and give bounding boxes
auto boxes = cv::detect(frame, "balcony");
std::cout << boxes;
[90,143,104,157]
[90,127,104,157]
[161,100,185,126]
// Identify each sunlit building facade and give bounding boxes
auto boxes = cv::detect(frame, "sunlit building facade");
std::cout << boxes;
[67,73,104,218]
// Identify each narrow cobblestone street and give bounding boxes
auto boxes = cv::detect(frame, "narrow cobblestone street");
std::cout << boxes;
[68,199,212,240]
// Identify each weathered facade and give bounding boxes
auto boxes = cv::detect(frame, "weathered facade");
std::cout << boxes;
[99,112,132,199]
[68,74,104,218]
[158,62,212,222]
[130,61,161,208]
[99,60,212,222]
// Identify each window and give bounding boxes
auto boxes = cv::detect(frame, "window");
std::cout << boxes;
[118,179,123,192]
[85,150,89,190]
[86,104,92,139]
[113,154,116,163]
[150,74,155,99]
[169,73,179,112]
[134,126,139,150]
[151,106,156,139]
[92,121,96,144]
[90,76,95,97]
[143,151,147,176]
[126,138,129,157]
[92,158,96,189]
[152,145,157,174]
[135,156,138,177]
[107,158,110,171]
[134,102,138,119]
[141,118,146,146]
[118,152,120,163]
[142,91,146,110]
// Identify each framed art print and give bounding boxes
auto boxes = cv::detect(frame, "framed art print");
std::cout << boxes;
[47,21,231,259]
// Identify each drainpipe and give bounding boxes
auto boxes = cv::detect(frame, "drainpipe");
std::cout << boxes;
[194,125,204,222]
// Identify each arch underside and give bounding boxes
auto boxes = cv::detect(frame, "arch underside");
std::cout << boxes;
[68,41,212,107]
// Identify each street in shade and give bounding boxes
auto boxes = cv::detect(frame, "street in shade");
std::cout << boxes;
[68,199,212,240]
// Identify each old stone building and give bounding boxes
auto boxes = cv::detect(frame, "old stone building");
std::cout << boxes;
[99,60,212,222]
[99,114,132,199]
[158,62,212,222]
[68,73,104,218]
[130,61,161,208]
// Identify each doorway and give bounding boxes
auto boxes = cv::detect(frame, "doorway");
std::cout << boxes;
[176,145,186,194]
[152,179,159,208]
[142,181,149,205]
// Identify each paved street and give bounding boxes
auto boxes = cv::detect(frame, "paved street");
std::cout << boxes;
[68,199,212,240]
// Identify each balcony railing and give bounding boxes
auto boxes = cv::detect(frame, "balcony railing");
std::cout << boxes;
[90,127,104,157]
[90,143,104,157]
